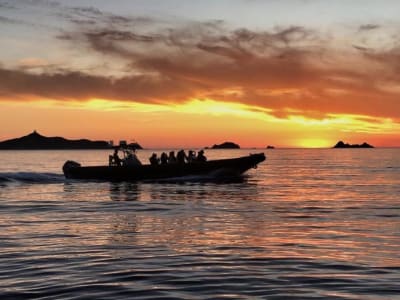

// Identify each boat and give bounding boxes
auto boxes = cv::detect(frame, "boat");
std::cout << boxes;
[63,151,266,181]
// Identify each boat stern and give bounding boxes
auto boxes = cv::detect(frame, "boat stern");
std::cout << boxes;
[63,160,81,178]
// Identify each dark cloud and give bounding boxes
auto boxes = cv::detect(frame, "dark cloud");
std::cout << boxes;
[0,67,196,103]
[60,4,151,28]
[87,30,154,43]
[0,1,15,9]
[353,45,371,52]
[71,6,104,18]
[26,0,60,8]
[0,15,18,24]
[359,24,380,31]
[361,47,400,73]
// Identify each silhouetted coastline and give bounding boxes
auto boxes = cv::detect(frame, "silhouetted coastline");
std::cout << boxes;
[333,141,374,148]
[0,131,142,150]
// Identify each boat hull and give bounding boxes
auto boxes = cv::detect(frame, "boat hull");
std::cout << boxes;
[63,153,266,181]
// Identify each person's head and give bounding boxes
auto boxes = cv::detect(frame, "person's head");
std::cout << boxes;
[199,150,204,154]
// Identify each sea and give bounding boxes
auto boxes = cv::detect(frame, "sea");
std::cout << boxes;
[0,148,399,299]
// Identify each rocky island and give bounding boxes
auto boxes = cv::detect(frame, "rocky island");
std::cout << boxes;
[210,142,240,149]
[0,131,114,150]
[333,141,374,148]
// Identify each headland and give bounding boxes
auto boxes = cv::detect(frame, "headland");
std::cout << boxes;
[0,131,143,150]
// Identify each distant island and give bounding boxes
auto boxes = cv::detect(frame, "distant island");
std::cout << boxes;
[333,141,374,148]
[266,145,275,149]
[211,141,240,149]
[0,131,143,150]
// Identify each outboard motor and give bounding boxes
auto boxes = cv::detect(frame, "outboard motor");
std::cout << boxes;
[63,160,81,178]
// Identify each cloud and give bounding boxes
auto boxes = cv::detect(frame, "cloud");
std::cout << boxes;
[17,58,50,69]
[1,3,400,123]
[352,45,370,52]
[359,24,380,31]
[0,66,198,103]
[0,1,15,9]
[0,15,18,24]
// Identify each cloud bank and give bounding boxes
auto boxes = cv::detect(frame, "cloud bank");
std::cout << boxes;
[1,2,400,123]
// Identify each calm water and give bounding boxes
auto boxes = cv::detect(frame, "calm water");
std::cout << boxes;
[0,149,399,299]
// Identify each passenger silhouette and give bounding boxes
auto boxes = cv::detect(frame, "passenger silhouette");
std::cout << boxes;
[188,150,196,163]
[149,153,159,165]
[197,149,207,162]
[111,149,121,166]
[168,151,177,164]
[160,152,168,165]
[177,150,187,164]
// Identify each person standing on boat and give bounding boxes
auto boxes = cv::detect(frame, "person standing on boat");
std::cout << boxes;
[112,149,122,166]
[123,150,142,166]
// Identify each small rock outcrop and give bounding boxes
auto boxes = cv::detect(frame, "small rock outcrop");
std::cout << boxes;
[211,142,240,149]
[333,141,374,148]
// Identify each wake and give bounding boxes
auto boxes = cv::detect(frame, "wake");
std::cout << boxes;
[0,172,65,184]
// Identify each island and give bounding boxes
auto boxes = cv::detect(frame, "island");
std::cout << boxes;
[333,141,374,148]
[211,142,240,149]
[0,130,143,150]
[266,145,275,149]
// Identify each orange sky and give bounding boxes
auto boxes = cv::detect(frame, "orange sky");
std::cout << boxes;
[1,1,399,148]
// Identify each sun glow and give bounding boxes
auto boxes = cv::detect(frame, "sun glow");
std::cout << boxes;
[1,96,399,148]
[295,138,333,148]
[18,97,399,135]
[172,98,273,119]
[65,98,167,113]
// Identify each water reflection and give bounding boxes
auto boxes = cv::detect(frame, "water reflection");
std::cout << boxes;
[109,182,140,201]
[57,157,400,268]
[106,178,259,202]
[100,179,400,267]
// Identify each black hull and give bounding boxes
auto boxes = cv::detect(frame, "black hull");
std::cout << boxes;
[63,153,266,181]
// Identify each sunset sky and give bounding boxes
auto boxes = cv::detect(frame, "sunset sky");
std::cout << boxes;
[1,0,399,148]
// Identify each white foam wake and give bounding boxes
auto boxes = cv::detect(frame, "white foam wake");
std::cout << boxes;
[0,172,65,184]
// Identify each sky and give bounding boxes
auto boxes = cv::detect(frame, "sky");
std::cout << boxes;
[1,0,400,148]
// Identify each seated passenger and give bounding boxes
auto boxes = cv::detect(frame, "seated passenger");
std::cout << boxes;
[196,149,207,162]
[188,150,196,163]
[160,152,168,165]
[149,153,160,165]
[168,151,177,164]
[176,150,187,164]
